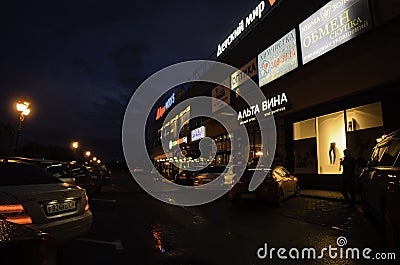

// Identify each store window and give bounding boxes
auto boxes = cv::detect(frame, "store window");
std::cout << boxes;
[293,102,384,175]
[316,111,346,174]
[293,118,317,174]
[346,102,383,131]
[293,118,316,140]
[346,102,385,171]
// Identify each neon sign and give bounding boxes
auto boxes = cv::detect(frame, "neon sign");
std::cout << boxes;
[156,93,175,120]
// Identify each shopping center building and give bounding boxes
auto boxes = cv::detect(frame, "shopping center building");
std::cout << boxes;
[151,0,400,189]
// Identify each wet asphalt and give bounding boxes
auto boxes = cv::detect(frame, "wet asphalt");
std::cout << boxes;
[57,169,394,265]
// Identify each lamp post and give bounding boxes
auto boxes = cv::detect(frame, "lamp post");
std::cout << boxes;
[15,100,31,153]
[72,141,79,158]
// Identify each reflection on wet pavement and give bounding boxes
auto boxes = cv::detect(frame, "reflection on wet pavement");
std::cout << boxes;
[151,224,166,253]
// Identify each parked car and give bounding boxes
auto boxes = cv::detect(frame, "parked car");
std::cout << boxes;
[0,219,57,264]
[0,159,93,242]
[359,130,400,249]
[98,164,112,184]
[84,165,103,192]
[6,157,96,196]
[85,164,112,191]
[228,166,299,206]
[174,166,204,186]
[64,163,96,196]
[193,166,227,186]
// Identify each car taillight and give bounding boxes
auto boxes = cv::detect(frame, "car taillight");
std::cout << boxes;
[85,195,89,211]
[0,204,32,224]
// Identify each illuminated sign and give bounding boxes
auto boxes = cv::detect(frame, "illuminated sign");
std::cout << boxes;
[217,1,278,57]
[191,126,206,142]
[231,58,258,90]
[258,29,298,87]
[237,92,289,122]
[299,0,372,64]
[212,78,231,113]
[156,93,175,120]
[168,137,188,150]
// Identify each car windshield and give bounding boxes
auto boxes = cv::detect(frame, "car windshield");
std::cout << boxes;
[45,164,69,177]
[0,162,62,186]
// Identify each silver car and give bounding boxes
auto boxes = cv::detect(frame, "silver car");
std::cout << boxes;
[0,159,92,242]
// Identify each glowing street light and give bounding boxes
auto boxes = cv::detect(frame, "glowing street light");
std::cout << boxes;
[256,151,264,156]
[85,151,91,157]
[72,141,79,149]
[92,157,97,162]
[71,141,79,158]
[15,100,31,152]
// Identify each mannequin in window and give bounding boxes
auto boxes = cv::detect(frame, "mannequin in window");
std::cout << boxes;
[329,142,336,165]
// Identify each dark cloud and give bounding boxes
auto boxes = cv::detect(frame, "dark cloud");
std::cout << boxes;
[109,41,150,88]
[73,56,92,75]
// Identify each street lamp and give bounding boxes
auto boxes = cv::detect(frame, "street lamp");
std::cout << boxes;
[15,100,31,152]
[85,151,91,157]
[72,141,79,158]
[72,141,79,149]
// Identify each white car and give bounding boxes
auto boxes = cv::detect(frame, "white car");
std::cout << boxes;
[0,159,92,242]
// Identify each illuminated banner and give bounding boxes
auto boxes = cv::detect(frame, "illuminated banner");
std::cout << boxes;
[231,58,258,90]
[191,126,206,142]
[212,78,231,113]
[258,29,298,87]
[168,137,188,150]
[156,93,175,120]
[237,92,289,124]
[217,0,279,57]
[299,0,372,64]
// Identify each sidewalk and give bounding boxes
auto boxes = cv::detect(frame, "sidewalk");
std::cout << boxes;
[299,189,362,203]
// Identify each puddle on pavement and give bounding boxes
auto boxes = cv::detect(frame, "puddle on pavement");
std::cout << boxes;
[151,224,174,253]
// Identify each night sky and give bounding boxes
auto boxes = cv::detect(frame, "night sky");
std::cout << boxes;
[0,0,262,161]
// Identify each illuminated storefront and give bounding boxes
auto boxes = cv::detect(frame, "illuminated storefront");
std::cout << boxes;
[151,0,400,188]
[213,0,399,189]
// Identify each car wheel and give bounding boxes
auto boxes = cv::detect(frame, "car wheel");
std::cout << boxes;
[384,206,400,250]
[276,189,284,207]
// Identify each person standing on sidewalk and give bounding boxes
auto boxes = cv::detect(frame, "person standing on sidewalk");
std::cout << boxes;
[339,149,356,207]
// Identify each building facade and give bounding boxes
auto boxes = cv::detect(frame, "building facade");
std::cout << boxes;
[151,0,400,188]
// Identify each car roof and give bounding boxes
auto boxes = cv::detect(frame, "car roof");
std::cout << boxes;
[376,130,400,147]
[2,156,58,164]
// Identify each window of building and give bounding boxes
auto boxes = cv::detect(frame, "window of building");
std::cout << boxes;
[346,102,383,131]
[316,111,346,174]
[293,118,316,140]
[293,102,384,175]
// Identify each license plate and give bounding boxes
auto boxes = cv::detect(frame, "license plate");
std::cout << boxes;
[46,200,76,215]
[241,194,256,199]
